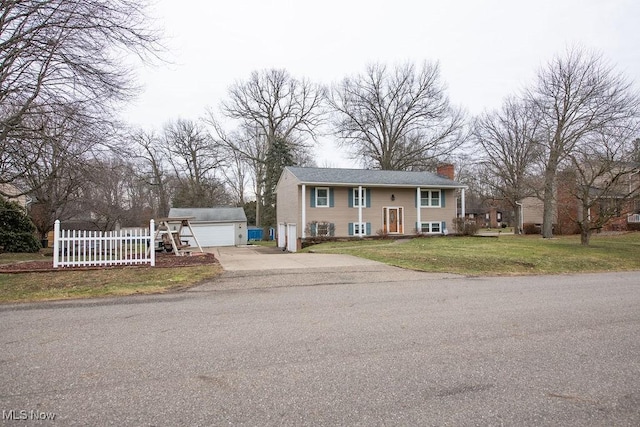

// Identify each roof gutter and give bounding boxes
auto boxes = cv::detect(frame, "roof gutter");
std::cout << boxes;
[297,182,468,189]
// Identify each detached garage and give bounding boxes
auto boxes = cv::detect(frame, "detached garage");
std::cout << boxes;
[168,207,247,247]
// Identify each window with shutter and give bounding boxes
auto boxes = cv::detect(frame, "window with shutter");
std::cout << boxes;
[420,190,441,207]
[315,187,329,207]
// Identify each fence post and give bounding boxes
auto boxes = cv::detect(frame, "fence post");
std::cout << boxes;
[53,220,60,268]
[150,219,155,267]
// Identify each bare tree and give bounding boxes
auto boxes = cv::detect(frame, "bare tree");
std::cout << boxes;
[0,0,162,190]
[129,129,172,217]
[207,68,325,225]
[78,156,131,231]
[562,131,639,245]
[474,97,542,234]
[22,108,98,239]
[328,61,466,170]
[211,124,268,224]
[218,69,325,150]
[528,47,640,238]
[162,119,226,207]
[220,146,249,206]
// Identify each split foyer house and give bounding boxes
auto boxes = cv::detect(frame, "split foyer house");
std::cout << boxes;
[276,165,467,251]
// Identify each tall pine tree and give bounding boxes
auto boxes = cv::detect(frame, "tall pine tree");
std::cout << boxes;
[262,137,295,228]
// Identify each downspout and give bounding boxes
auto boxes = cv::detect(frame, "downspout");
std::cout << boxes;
[301,184,306,239]
[416,187,421,233]
[358,185,363,238]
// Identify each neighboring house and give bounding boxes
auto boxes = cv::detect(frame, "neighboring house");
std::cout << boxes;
[276,165,467,252]
[460,198,512,229]
[167,207,247,247]
[0,183,31,210]
[521,166,640,234]
[520,196,552,233]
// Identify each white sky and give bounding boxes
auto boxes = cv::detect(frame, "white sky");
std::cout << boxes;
[121,0,640,168]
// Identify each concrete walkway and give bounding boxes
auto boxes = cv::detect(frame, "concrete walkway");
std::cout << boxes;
[206,245,384,271]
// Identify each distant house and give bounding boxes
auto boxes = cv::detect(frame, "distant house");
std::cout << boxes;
[460,198,512,229]
[167,207,247,247]
[521,166,640,234]
[0,183,31,210]
[275,165,467,252]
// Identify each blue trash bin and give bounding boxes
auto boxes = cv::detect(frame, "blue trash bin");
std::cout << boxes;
[247,227,263,241]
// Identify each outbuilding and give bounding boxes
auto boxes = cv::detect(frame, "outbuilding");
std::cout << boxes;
[167,207,247,247]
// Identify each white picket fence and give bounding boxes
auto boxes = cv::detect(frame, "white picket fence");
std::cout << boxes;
[628,213,640,223]
[53,220,155,268]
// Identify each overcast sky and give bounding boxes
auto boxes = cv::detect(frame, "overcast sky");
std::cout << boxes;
[121,0,640,168]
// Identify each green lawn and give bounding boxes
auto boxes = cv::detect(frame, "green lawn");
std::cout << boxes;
[302,232,640,276]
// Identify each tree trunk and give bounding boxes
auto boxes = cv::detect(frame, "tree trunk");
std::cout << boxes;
[580,200,592,246]
[541,153,559,238]
[580,226,591,246]
[158,191,170,218]
[255,192,262,227]
[514,201,523,235]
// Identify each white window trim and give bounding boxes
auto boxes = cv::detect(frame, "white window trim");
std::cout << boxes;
[315,187,329,208]
[420,221,441,234]
[353,222,367,236]
[353,187,366,208]
[316,222,330,236]
[420,189,441,208]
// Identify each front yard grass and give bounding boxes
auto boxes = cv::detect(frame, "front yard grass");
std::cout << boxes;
[302,232,640,276]
[0,252,45,265]
[0,254,222,303]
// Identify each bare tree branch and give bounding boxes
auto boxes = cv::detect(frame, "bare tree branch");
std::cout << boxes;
[473,97,542,233]
[328,61,466,170]
[161,118,227,207]
[205,68,324,225]
[0,0,163,186]
[527,46,640,238]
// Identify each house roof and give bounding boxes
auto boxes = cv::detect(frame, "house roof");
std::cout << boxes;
[167,207,247,223]
[284,166,466,188]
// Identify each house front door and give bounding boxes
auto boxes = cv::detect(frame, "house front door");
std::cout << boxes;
[383,207,403,234]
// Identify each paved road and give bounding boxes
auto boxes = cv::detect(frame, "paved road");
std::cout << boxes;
[1,270,639,426]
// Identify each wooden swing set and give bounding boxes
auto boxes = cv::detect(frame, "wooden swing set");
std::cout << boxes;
[152,217,203,256]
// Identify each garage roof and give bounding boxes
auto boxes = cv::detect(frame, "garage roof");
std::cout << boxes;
[168,207,247,223]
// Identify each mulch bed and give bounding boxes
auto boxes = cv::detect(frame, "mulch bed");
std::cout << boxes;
[0,252,218,273]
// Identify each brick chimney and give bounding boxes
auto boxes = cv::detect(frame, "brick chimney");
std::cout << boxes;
[437,163,455,180]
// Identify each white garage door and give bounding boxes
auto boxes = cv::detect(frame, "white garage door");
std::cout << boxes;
[191,223,235,247]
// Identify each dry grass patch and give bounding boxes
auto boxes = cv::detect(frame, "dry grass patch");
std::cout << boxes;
[0,264,222,303]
